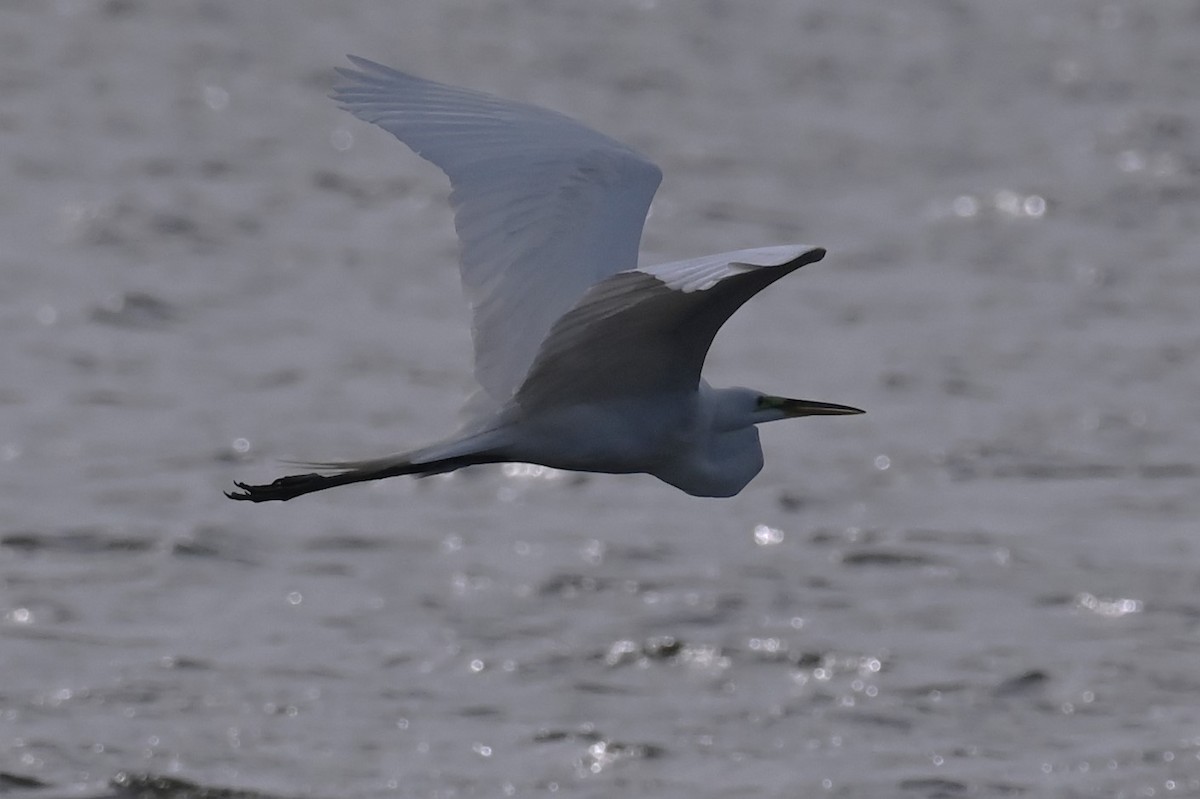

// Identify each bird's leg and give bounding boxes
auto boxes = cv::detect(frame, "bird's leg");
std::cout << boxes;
[226,472,361,502]
[227,440,509,503]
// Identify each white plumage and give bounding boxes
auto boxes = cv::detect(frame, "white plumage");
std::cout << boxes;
[228,57,861,502]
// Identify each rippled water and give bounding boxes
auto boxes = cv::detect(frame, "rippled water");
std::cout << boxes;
[3,2,1199,798]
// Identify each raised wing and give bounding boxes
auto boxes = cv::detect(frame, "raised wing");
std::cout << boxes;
[514,245,826,412]
[333,57,663,405]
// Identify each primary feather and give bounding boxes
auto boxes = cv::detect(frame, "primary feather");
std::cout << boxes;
[334,56,662,406]
[514,245,826,412]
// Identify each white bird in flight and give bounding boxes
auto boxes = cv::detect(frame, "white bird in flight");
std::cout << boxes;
[228,56,862,502]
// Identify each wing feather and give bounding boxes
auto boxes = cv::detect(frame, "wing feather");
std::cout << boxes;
[333,57,663,405]
[514,245,826,411]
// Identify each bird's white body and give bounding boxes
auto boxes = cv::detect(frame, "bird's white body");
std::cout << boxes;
[477,383,765,497]
[228,58,862,503]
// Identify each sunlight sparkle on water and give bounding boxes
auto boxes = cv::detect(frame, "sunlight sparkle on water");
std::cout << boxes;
[1076,592,1142,617]
[938,191,1046,220]
[203,85,229,111]
[502,463,561,480]
[753,524,784,546]
[330,128,354,151]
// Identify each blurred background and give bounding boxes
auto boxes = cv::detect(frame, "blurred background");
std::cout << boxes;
[2,1,1198,797]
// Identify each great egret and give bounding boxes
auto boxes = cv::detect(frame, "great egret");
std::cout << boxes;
[227,56,862,502]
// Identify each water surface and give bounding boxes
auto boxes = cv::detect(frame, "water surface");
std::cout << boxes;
[3,2,1199,797]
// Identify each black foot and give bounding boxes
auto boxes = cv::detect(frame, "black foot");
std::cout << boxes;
[225,473,338,502]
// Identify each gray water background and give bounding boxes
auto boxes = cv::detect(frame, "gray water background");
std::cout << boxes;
[3,1,1199,797]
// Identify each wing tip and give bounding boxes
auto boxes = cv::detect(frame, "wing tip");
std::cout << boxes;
[331,55,408,100]
[764,244,826,268]
[741,244,826,273]
[727,244,826,270]
[789,245,826,270]
[344,54,389,75]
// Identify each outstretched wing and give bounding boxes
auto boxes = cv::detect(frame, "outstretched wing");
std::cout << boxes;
[514,245,826,412]
[333,57,663,405]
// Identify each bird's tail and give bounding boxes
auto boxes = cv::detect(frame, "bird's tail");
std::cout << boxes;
[226,433,506,503]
